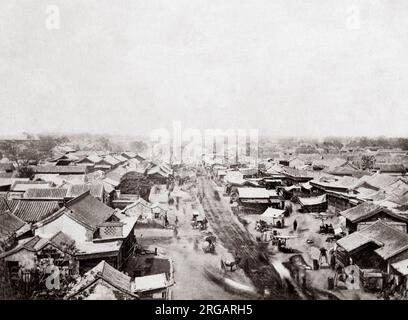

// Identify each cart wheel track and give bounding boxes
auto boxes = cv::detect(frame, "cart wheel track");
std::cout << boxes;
[197,177,301,299]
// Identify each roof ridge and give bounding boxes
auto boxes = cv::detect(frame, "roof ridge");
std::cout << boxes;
[65,190,91,207]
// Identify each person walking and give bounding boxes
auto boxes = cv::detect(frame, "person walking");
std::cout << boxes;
[330,250,336,270]
[319,247,329,265]
[293,219,298,231]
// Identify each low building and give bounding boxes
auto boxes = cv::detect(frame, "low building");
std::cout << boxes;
[24,188,68,201]
[259,207,286,228]
[374,164,406,176]
[0,231,79,279]
[235,187,284,213]
[336,221,408,289]
[34,191,137,273]
[65,260,138,300]
[3,199,62,223]
[0,211,31,252]
[76,154,103,170]
[297,194,327,213]
[340,202,408,233]
[34,165,88,175]
[65,183,106,203]
[134,273,172,300]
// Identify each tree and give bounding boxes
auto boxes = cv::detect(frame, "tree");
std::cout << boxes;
[0,135,70,174]
[119,171,153,200]
[322,137,344,150]
[96,137,113,151]
[18,165,35,179]
[361,155,376,170]
[130,141,148,154]
[397,138,408,150]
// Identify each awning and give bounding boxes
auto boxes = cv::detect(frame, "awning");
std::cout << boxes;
[260,207,285,222]
[298,194,327,207]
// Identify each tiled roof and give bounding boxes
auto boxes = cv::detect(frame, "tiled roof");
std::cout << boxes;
[99,156,119,166]
[0,231,76,258]
[65,183,104,199]
[0,211,26,239]
[77,154,102,164]
[34,165,87,174]
[11,181,52,192]
[48,231,76,252]
[65,260,135,299]
[338,221,408,260]
[24,188,68,199]
[113,155,127,163]
[8,200,62,223]
[375,163,406,173]
[340,202,387,223]
[65,192,114,230]
[122,152,137,159]
[359,173,402,190]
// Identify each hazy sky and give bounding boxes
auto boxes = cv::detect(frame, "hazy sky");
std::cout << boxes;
[1,0,408,137]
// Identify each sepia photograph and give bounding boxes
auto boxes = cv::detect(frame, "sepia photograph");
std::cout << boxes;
[1,0,408,312]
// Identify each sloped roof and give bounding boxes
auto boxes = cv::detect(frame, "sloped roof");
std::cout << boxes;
[113,155,127,163]
[328,166,367,178]
[65,260,135,299]
[0,231,76,258]
[282,167,313,178]
[65,183,104,199]
[359,173,402,190]
[300,182,313,190]
[376,163,406,173]
[337,221,408,260]
[147,165,170,178]
[298,194,327,207]
[237,187,277,199]
[48,231,76,252]
[11,181,52,192]
[382,179,408,197]
[391,259,408,276]
[77,154,102,164]
[122,151,137,159]
[261,207,285,220]
[339,202,404,223]
[24,188,68,199]
[34,165,87,175]
[134,273,168,292]
[123,198,152,213]
[311,175,360,190]
[0,211,26,240]
[313,158,347,170]
[99,155,119,166]
[8,200,62,223]
[103,166,129,184]
[65,192,114,230]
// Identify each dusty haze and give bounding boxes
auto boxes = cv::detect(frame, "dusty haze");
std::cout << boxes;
[1,0,408,137]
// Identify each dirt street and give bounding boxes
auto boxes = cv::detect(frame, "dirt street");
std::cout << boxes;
[197,176,301,299]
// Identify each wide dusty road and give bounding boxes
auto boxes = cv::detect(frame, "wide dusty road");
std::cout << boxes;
[197,176,301,299]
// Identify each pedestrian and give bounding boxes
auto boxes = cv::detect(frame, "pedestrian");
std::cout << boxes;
[175,215,179,226]
[330,251,336,270]
[293,219,298,231]
[319,247,329,265]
